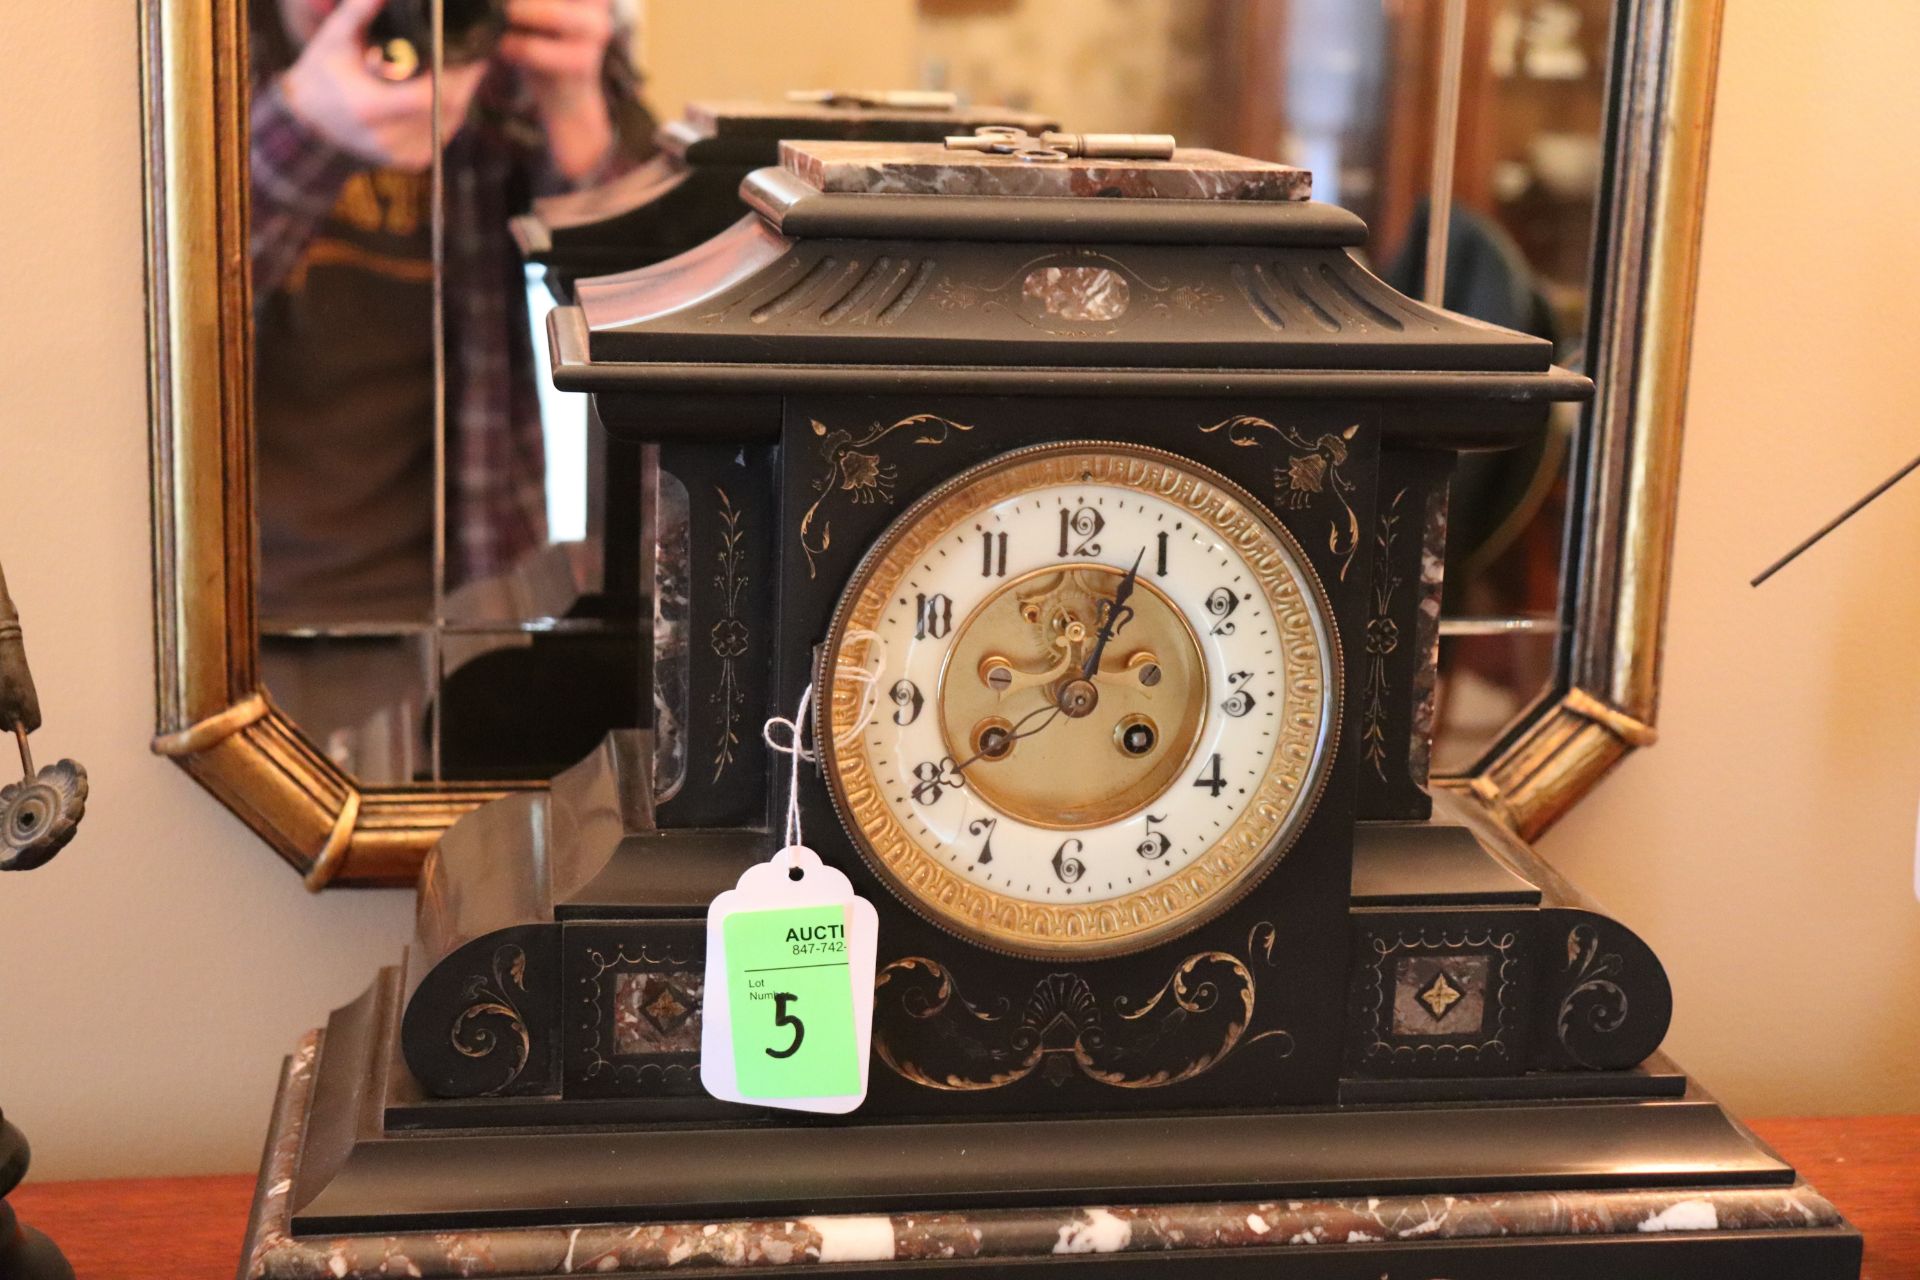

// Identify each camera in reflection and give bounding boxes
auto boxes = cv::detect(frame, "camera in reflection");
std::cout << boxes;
[368,0,506,79]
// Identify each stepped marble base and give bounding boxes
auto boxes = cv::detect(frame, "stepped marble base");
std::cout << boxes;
[238,1032,1862,1280]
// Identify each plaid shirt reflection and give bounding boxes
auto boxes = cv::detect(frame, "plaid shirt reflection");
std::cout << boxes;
[249,39,648,583]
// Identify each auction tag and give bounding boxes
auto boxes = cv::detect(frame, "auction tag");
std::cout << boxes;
[700,845,877,1113]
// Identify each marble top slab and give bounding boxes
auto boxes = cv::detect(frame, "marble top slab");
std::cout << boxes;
[779,140,1313,202]
[242,1031,1845,1279]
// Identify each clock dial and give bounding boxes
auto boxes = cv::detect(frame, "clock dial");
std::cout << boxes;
[819,443,1340,959]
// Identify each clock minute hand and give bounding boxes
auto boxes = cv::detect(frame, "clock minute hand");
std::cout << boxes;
[1079,548,1146,683]
[946,700,1064,779]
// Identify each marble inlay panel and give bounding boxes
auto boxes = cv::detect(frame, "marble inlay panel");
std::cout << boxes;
[1392,955,1489,1037]
[1023,265,1130,321]
[612,970,703,1055]
[1408,480,1448,785]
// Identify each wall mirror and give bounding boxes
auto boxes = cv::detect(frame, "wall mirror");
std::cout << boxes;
[144,0,1719,887]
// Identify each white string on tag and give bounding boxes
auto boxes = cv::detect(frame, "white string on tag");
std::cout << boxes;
[763,684,815,858]
[760,633,886,865]
[716,646,885,1114]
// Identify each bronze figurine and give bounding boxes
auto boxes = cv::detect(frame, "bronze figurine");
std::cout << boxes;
[0,562,85,872]
[0,556,85,1280]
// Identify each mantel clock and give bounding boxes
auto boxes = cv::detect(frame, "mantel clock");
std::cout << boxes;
[238,137,1862,1278]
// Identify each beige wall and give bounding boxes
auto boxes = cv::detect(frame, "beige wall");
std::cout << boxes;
[1538,0,1920,1113]
[636,0,1209,141]
[0,1,416,1181]
[0,0,1911,1181]
[638,1,916,125]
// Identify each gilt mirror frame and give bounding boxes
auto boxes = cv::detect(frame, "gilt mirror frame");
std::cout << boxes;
[140,0,1722,889]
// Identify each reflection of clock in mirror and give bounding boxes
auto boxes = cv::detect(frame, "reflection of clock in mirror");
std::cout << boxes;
[820,443,1340,959]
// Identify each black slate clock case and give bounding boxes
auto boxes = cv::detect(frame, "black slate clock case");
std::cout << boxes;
[778,393,1373,1113]
[256,144,1856,1277]
[407,143,1650,1119]
[520,154,1595,1115]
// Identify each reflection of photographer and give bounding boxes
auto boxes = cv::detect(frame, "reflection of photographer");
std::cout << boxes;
[249,0,653,624]
[273,0,627,179]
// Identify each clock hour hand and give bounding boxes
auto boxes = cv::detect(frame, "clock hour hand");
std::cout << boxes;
[946,700,1063,779]
[1078,548,1145,684]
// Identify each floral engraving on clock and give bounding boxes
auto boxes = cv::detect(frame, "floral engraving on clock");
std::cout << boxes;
[450,943,532,1095]
[709,487,748,781]
[820,443,1341,960]
[1361,489,1407,780]
[1152,282,1226,317]
[929,278,983,311]
[874,941,1294,1092]
[1198,416,1363,580]
[1417,968,1465,1019]
[1557,923,1630,1069]
[798,414,975,578]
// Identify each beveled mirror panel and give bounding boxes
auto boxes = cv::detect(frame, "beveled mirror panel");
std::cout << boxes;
[144,0,1720,886]
[246,0,656,792]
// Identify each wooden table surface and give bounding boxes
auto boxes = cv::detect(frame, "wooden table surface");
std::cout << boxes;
[7,1116,1915,1278]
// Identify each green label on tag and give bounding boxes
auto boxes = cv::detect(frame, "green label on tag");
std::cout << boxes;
[723,904,860,1099]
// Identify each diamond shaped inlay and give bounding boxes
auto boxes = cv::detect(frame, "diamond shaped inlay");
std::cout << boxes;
[1417,970,1464,1021]
[612,969,704,1055]
[638,976,693,1035]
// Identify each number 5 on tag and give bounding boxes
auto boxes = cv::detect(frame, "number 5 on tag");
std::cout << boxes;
[701,845,878,1112]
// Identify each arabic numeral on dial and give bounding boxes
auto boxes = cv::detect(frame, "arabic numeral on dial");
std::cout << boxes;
[1193,753,1227,797]
[1223,672,1255,715]
[1051,838,1086,884]
[1135,814,1171,859]
[915,593,953,640]
[981,531,1008,577]
[1205,587,1239,636]
[969,817,997,865]
[889,679,924,725]
[911,761,952,806]
[1058,506,1104,557]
